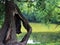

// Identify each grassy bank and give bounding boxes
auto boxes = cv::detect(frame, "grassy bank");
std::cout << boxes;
[17,32,60,45]
[17,23,60,45]
[21,23,60,32]
[17,32,60,42]
[27,42,60,45]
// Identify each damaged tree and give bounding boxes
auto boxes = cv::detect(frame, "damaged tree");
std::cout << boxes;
[0,0,32,45]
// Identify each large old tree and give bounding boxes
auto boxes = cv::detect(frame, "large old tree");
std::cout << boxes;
[0,0,32,45]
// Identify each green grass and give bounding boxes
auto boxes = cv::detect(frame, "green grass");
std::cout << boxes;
[17,32,60,44]
[16,23,60,45]
[27,42,60,45]
[21,23,60,32]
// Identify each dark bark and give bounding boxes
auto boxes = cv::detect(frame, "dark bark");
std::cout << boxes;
[3,0,17,43]
[14,14,22,34]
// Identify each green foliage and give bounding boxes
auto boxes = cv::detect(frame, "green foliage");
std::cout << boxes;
[16,0,60,24]
[0,0,60,24]
[0,2,5,28]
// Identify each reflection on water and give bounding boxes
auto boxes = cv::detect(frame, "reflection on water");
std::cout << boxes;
[27,39,40,44]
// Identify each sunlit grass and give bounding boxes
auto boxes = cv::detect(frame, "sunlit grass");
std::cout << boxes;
[21,23,60,32]
[17,23,60,45]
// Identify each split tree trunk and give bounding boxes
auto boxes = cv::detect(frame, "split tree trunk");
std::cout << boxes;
[0,0,32,45]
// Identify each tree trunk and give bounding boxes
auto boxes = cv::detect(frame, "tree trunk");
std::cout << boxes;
[0,0,32,45]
